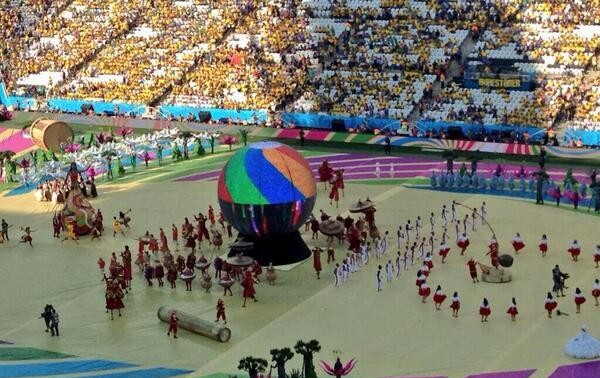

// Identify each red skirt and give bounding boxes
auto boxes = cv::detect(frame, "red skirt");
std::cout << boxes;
[568,247,581,257]
[242,282,256,298]
[106,298,124,310]
[545,302,558,311]
[479,307,491,316]
[457,240,469,249]
[512,241,525,252]
[433,293,447,304]
[328,189,339,201]
[439,247,450,257]
[419,286,431,297]
[575,297,586,305]
[185,237,196,248]
[593,289,600,298]
[450,301,460,310]
[594,255,600,262]
[415,278,426,287]
[123,265,132,281]
[421,269,430,277]
[425,260,433,269]
[506,307,518,315]
[539,243,548,252]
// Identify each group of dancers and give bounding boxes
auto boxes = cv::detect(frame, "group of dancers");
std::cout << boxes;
[34,176,98,204]
[314,197,600,321]
[97,204,271,323]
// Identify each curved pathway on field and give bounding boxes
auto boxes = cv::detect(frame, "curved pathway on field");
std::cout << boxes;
[176,152,592,184]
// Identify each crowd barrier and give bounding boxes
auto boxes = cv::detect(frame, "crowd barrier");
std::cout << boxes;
[417,121,546,142]
[281,112,400,131]
[0,83,268,123]
[564,129,600,146]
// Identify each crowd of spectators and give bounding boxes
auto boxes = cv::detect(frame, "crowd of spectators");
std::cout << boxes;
[0,0,599,141]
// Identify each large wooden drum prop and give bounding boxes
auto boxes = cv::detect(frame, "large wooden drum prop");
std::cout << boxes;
[29,118,74,150]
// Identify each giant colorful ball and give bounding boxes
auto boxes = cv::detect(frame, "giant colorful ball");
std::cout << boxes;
[217,141,316,236]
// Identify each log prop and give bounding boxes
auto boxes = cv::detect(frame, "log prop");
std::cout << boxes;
[157,306,231,342]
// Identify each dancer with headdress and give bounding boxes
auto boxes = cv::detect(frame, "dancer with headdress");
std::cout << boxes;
[545,292,558,318]
[539,234,549,257]
[507,297,518,321]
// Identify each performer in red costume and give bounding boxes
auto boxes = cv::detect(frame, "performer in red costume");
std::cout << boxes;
[506,297,518,321]
[433,285,447,310]
[105,280,124,320]
[95,209,104,231]
[318,160,334,188]
[592,279,600,306]
[167,311,178,338]
[574,288,586,313]
[544,292,558,318]
[419,282,431,303]
[167,265,177,288]
[159,228,169,253]
[511,233,525,254]
[194,213,210,243]
[486,242,499,268]
[539,234,548,257]
[479,298,491,322]
[347,225,361,253]
[568,240,581,261]
[450,292,460,317]
[457,233,470,255]
[329,179,340,208]
[467,258,479,283]
[594,245,600,268]
[121,246,132,289]
[241,270,258,307]
[313,246,323,279]
[208,205,216,225]
[439,241,450,263]
[215,298,226,324]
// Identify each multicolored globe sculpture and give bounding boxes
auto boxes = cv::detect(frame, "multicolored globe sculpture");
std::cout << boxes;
[217,141,316,265]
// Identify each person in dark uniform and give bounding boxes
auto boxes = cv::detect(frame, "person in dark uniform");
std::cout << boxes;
[299,129,305,146]
[49,308,59,336]
[383,135,391,155]
[552,265,568,297]
[39,304,54,332]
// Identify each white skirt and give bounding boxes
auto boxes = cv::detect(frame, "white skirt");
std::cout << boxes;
[565,330,600,359]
